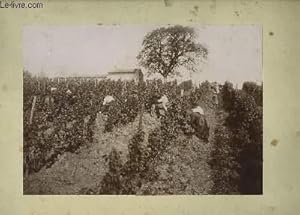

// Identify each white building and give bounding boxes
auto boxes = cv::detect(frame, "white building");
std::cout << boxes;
[106,69,143,82]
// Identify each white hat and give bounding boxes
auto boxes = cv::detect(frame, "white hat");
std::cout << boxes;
[192,106,205,115]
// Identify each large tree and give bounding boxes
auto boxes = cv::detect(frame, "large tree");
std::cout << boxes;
[137,25,208,80]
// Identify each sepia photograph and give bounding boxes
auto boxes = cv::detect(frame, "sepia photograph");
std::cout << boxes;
[23,25,262,195]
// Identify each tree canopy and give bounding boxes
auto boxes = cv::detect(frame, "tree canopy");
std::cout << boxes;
[137,25,208,80]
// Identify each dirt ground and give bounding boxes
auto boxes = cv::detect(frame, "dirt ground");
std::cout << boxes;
[24,111,216,195]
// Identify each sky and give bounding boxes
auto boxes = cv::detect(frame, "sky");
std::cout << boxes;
[22,25,262,87]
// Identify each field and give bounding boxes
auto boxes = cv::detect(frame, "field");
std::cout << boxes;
[23,71,263,195]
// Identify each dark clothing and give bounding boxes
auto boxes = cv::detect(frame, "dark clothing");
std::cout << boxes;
[190,112,209,141]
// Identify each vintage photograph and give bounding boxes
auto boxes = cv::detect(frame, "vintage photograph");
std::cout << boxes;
[23,25,262,195]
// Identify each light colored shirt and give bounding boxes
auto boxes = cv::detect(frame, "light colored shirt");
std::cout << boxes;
[180,89,184,97]
[103,95,115,105]
[158,95,168,111]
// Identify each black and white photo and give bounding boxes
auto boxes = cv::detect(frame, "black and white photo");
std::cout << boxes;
[23,25,262,195]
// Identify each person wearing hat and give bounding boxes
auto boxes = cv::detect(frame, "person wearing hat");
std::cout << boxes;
[187,105,209,141]
[155,93,169,118]
[149,93,161,117]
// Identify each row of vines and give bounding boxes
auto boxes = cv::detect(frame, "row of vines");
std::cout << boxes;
[24,70,263,194]
[24,71,218,176]
[209,81,263,194]
[97,81,263,195]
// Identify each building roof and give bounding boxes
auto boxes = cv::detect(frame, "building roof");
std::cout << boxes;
[54,75,107,79]
[108,69,140,75]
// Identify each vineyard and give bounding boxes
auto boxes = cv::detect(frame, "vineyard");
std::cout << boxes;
[23,71,262,195]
